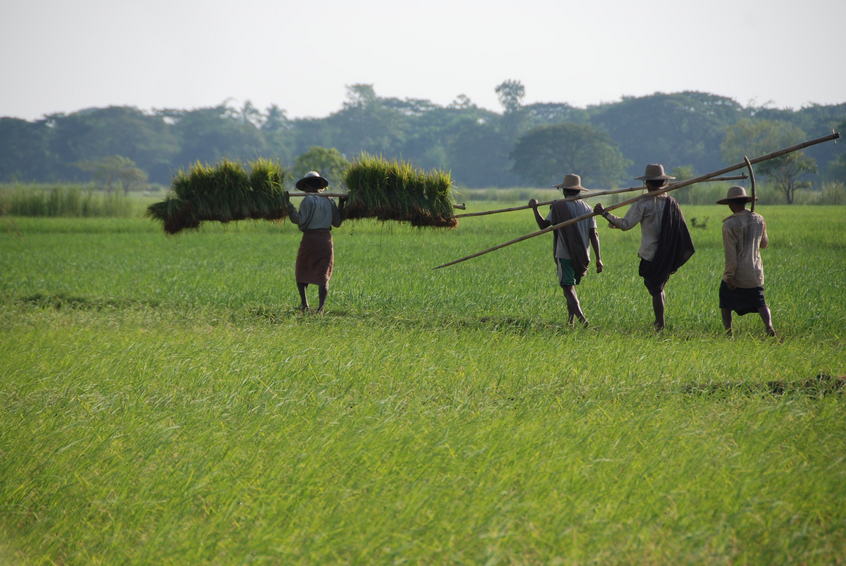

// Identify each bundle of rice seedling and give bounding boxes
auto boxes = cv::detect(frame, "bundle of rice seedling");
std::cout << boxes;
[148,159,287,234]
[343,154,458,227]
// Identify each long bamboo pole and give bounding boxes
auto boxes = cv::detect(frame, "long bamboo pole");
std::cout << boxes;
[286,192,465,209]
[433,131,839,270]
[287,192,348,198]
[453,175,749,219]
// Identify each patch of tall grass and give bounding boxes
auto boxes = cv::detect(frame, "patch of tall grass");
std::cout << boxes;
[0,184,135,217]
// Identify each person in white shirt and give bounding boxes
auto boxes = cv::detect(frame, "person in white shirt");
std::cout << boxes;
[594,164,694,331]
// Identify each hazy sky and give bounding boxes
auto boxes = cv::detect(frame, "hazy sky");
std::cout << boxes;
[1,0,844,120]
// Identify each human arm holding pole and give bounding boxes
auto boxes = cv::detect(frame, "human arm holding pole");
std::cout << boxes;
[332,195,347,227]
[528,199,550,229]
[594,199,645,231]
[285,192,302,225]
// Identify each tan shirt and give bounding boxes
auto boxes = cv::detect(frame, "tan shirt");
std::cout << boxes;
[722,210,768,288]
[604,194,668,261]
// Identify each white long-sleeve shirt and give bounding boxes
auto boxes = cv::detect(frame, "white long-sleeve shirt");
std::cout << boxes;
[604,194,668,261]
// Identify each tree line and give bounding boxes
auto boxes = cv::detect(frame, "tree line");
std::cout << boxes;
[1,81,844,198]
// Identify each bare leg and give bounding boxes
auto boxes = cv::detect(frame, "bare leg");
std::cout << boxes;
[721,308,733,336]
[652,291,665,331]
[757,305,776,336]
[563,286,587,326]
[297,282,309,311]
[316,284,328,313]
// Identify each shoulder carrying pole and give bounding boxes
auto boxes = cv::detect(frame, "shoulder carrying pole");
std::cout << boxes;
[287,192,348,198]
[743,156,756,213]
[433,131,840,270]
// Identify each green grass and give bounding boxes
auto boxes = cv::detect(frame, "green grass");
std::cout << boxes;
[1,205,845,564]
[0,185,141,217]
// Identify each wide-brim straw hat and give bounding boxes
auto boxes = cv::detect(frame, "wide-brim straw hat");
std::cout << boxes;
[296,171,329,190]
[636,163,676,181]
[553,173,589,192]
[717,185,756,204]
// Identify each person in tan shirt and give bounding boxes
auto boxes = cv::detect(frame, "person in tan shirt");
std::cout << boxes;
[717,185,775,336]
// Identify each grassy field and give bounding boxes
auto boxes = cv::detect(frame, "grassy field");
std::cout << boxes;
[1,204,845,564]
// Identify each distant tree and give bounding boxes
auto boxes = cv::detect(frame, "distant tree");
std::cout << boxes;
[447,119,517,187]
[495,79,529,142]
[170,103,266,167]
[523,102,589,127]
[261,104,293,164]
[669,165,697,204]
[828,156,846,182]
[325,86,407,158]
[292,147,350,187]
[238,100,262,128]
[400,103,501,180]
[44,106,178,183]
[669,165,696,180]
[76,155,148,193]
[826,120,846,182]
[753,104,846,178]
[495,80,525,114]
[721,118,817,203]
[589,91,744,176]
[344,84,377,109]
[0,118,50,181]
[448,94,475,110]
[511,123,629,187]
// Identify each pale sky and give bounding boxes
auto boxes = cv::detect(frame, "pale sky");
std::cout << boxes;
[1,0,844,120]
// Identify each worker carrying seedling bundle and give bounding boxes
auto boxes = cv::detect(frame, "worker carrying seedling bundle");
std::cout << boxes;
[594,164,694,331]
[529,174,603,326]
[716,185,775,337]
[287,171,346,313]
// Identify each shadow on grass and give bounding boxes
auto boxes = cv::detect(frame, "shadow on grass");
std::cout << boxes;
[682,374,845,397]
[248,306,576,336]
[18,293,160,311]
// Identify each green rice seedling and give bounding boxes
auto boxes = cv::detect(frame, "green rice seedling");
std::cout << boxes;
[0,185,134,218]
[344,154,458,227]
[249,158,287,221]
[147,159,288,234]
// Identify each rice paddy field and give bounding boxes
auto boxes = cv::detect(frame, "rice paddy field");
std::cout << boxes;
[1,203,845,564]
